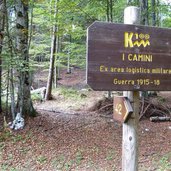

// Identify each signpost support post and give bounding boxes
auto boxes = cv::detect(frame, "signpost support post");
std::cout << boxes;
[122,6,140,171]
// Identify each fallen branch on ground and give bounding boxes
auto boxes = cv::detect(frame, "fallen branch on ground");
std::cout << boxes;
[150,116,171,122]
[37,108,80,116]
[98,104,113,112]
[139,97,171,120]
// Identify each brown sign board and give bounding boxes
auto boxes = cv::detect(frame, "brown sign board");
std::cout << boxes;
[113,96,133,123]
[87,21,171,91]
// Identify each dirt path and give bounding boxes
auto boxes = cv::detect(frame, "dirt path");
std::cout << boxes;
[1,106,171,171]
[0,68,171,170]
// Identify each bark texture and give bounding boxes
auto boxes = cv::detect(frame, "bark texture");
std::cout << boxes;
[15,0,35,116]
[151,0,156,26]
[0,0,5,112]
[45,0,58,100]
[140,0,149,25]
[106,0,113,22]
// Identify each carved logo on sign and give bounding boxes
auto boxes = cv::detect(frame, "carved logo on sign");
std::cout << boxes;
[124,32,150,48]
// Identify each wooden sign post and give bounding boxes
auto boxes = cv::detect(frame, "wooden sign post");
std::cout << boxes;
[86,5,171,171]
[122,7,140,171]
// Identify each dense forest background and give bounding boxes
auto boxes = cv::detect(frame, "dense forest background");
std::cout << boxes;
[0,0,171,119]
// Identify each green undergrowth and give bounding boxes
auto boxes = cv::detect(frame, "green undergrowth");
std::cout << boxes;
[140,152,171,171]
[57,87,87,100]
[31,92,42,101]
[157,153,171,171]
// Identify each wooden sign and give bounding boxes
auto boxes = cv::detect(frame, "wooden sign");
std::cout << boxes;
[113,96,133,123]
[87,21,171,91]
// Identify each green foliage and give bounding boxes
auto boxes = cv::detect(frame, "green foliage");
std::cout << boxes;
[160,2,171,28]
[0,130,12,142]
[59,87,80,99]
[106,150,116,161]
[162,17,171,28]
[31,92,42,101]
[37,155,47,164]
[29,0,171,71]
[51,155,65,169]
[158,155,171,171]
[75,151,84,165]
[12,134,23,143]
[157,96,166,103]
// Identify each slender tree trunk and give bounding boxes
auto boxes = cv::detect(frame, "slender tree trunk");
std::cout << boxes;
[6,69,10,116]
[139,0,149,98]
[10,68,15,119]
[151,0,156,26]
[106,0,113,98]
[140,0,149,25]
[106,0,110,22]
[106,0,113,22]
[54,35,61,88]
[146,0,149,25]
[0,0,5,113]
[156,0,160,26]
[147,0,157,97]
[45,0,58,100]
[15,0,35,116]
[67,35,71,74]
[28,0,34,49]
[5,2,16,119]
[109,0,113,22]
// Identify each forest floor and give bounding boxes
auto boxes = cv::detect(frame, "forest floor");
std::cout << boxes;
[0,67,171,171]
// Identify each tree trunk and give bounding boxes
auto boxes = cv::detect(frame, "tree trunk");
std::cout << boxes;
[109,0,113,22]
[4,0,16,119]
[0,0,5,113]
[140,0,149,25]
[151,0,156,26]
[15,0,36,117]
[156,0,160,26]
[106,0,110,22]
[106,0,113,98]
[54,36,60,88]
[106,0,113,22]
[45,0,58,100]
[54,35,62,88]
[67,34,71,74]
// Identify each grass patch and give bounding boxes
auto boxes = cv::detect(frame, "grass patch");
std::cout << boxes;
[0,142,5,150]
[51,151,84,171]
[106,150,115,161]
[75,151,84,165]
[51,155,65,170]
[0,130,12,142]
[37,155,47,164]
[1,164,19,171]
[59,87,80,99]
[31,93,42,101]
[58,87,86,100]
[157,154,171,171]
[12,134,23,143]
[140,153,171,171]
